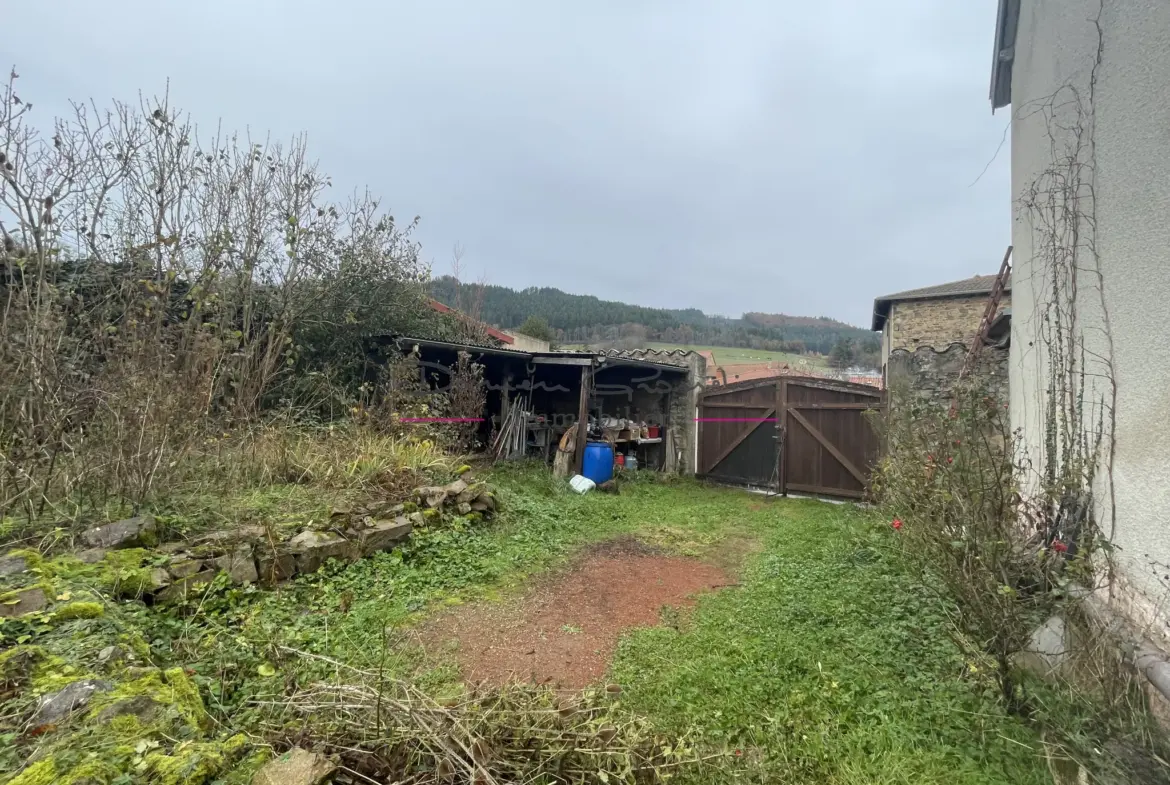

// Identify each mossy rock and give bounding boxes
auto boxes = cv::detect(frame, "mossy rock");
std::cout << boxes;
[85,667,209,734]
[143,734,248,785]
[53,601,104,621]
[0,644,45,689]
[7,759,57,785]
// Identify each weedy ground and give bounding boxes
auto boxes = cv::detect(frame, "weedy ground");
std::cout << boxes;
[1,461,1062,784]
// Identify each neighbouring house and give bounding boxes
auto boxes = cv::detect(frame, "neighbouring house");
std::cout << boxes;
[871,274,1011,406]
[499,329,551,353]
[426,299,515,346]
[991,0,1170,699]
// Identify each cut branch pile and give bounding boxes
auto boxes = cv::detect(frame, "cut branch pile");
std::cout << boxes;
[257,649,715,784]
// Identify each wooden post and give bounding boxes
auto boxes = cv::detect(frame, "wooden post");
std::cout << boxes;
[573,365,590,474]
[778,378,789,496]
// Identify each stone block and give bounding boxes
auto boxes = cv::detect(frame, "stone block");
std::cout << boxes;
[252,747,336,785]
[256,550,297,585]
[156,570,217,604]
[81,516,157,549]
[359,519,412,555]
[0,586,47,617]
[168,557,204,579]
[0,554,29,577]
[214,544,258,584]
[288,530,357,575]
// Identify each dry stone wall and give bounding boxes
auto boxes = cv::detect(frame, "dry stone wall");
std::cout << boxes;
[889,294,1012,352]
[887,343,1009,411]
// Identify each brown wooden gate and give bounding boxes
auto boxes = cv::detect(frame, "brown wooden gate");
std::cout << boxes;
[697,376,884,499]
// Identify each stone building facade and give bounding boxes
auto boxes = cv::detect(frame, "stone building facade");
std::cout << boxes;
[872,275,1010,408]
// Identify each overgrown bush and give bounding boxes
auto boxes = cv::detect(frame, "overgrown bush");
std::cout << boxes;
[874,382,1170,783]
[0,73,453,524]
[874,383,1052,708]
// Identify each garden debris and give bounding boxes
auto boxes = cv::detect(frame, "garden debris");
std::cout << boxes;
[30,679,111,726]
[0,586,47,617]
[252,747,336,785]
[80,515,157,549]
[270,658,708,785]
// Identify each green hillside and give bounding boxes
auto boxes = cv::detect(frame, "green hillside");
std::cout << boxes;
[431,277,876,356]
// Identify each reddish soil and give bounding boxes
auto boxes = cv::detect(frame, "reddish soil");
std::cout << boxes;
[420,536,731,689]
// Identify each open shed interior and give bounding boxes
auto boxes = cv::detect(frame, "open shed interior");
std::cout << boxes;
[381,337,693,474]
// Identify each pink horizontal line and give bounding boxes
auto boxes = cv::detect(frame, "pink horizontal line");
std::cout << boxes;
[400,417,485,423]
[695,417,778,422]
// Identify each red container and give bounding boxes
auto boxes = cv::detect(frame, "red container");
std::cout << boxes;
[647,425,660,439]
[615,453,625,467]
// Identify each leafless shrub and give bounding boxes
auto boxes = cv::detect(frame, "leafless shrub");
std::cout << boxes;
[0,72,436,525]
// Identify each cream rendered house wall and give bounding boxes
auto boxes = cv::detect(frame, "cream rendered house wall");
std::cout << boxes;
[1008,0,1170,641]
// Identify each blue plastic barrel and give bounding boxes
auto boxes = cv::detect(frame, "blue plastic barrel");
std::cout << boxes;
[582,442,615,485]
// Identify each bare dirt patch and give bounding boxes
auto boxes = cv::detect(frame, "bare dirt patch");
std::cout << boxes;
[420,538,731,689]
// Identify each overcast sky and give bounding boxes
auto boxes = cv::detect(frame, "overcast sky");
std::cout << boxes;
[7,1,1010,328]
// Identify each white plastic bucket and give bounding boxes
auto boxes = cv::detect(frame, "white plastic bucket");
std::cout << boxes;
[569,474,596,494]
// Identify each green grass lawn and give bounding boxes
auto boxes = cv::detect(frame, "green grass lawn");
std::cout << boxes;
[2,467,1052,784]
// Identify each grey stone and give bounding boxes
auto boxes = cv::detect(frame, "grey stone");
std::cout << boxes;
[444,478,469,498]
[288,530,356,575]
[0,554,29,577]
[1014,614,1074,677]
[96,695,162,724]
[149,568,172,592]
[214,544,258,584]
[192,525,266,547]
[359,519,412,555]
[256,550,296,585]
[155,570,217,604]
[168,557,204,579]
[417,486,448,508]
[456,502,472,515]
[30,679,111,726]
[252,747,336,785]
[408,511,426,528]
[0,586,47,618]
[77,548,108,564]
[470,499,490,512]
[455,482,484,504]
[80,516,157,550]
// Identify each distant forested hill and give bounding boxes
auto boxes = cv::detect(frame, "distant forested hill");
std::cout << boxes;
[430,277,876,355]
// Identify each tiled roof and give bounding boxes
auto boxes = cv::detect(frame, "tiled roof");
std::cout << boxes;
[871,272,1011,331]
[875,274,1009,303]
[427,300,514,345]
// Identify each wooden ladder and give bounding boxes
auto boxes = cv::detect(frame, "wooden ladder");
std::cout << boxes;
[950,246,1012,412]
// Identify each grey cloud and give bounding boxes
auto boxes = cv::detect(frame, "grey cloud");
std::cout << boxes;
[5,0,1009,327]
